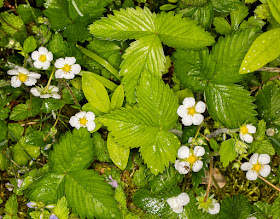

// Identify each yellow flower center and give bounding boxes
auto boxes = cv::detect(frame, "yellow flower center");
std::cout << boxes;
[79,117,88,126]
[187,155,197,165]
[252,163,262,172]
[188,107,196,116]
[62,64,71,73]
[39,55,47,62]
[18,73,28,82]
[240,126,248,135]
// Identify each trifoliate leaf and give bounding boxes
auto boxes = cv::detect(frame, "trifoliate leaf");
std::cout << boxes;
[230,5,249,30]
[240,28,280,74]
[23,36,37,54]
[53,197,69,219]
[219,139,238,167]
[219,195,252,219]
[100,75,180,174]
[65,170,120,218]
[272,196,280,218]
[50,128,94,174]
[267,0,280,24]
[92,132,111,162]
[213,17,232,35]
[4,195,18,217]
[249,139,275,155]
[82,72,110,113]
[107,133,129,170]
[205,83,257,128]
[28,173,65,204]
[155,11,215,48]
[255,84,280,126]
[253,201,272,219]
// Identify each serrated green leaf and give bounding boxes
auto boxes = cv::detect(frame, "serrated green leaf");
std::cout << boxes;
[267,0,280,24]
[23,36,37,54]
[220,195,252,219]
[209,139,219,152]
[230,5,249,30]
[240,28,280,74]
[50,128,94,174]
[110,85,124,110]
[115,186,128,211]
[0,152,9,171]
[255,84,280,125]
[4,195,18,216]
[254,120,266,141]
[92,132,110,162]
[211,0,242,12]
[205,83,257,128]
[53,197,69,219]
[155,11,215,48]
[65,170,120,218]
[219,139,238,167]
[8,123,24,141]
[249,139,275,155]
[9,104,31,121]
[272,196,280,218]
[253,201,272,219]
[82,73,110,113]
[48,33,70,59]
[107,133,129,170]
[17,4,42,24]
[62,86,84,105]
[41,98,65,113]
[28,173,65,204]
[213,17,232,35]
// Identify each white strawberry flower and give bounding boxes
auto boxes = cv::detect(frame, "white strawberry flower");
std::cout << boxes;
[174,146,205,174]
[239,124,256,143]
[31,47,53,70]
[167,193,190,214]
[69,111,96,132]
[30,85,61,99]
[54,57,81,79]
[208,202,220,215]
[241,153,271,181]
[177,97,206,126]
[7,67,41,88]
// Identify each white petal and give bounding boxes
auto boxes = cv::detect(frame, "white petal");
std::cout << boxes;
[177,146,190,159]
[177,105,187,118]
[55,58,66,68]
[243,134,253,143]
[167,197,181,209]
[71,64,81,74]
[208,202,220,215]
[18,67,29,74]
[174,160,189,174]
[65,57,76,65]
[46,52,53,61]
[30,87,40,96]
[52,93,61,99]
[182,115,193,126]
[69,116,79,128]
[247,125,256,134]
[192,113,204,125]
[55,69,64,78]
[41,94,51,98]
[38,47,48,55]
[42,61,51,70]
[241,162,253,171]
[25,77,37,86]
[29,72,41,79]
[86,111,95,121]
[177,193,190,206]
[11,76,21,88]
[239,133,245,141]
[86,121,96,132]
[192,160,203,172]
[182,97,195,108]
[49,85,59,92]
[7,69,19,75]
[31,51,40,60]
[172,205,184,214]
[195,101,206,113]
[259,165,271,177]
[258,154,270,165]
[193,146,205,157]
[246,170,258,180]
[75,111,87,118]
[63,72,75,79]
[249,153,259,165]
[34,60,43,69]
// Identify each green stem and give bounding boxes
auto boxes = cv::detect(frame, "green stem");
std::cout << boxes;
[77,45,120,80]
[45,68,56,92]
[60,79,81,107]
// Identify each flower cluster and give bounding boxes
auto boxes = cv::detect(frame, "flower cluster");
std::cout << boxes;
[167,193,190,214]
[175,145,205,174]
[196,193,220,215]
[177,97,206,126]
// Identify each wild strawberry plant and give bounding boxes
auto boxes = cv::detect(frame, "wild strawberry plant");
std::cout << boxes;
[1,0,280,218]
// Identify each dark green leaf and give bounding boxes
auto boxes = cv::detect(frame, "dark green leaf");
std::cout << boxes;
[272,196,280,218]
[4,195,18,216]
[23,36,37,54]
[253,201,272,219]
[41,98,65,113]
[211,0,242,12]
[219,139,238,167]
[17,4,42,24]
[248,139,275,155]
[92,132,111,162]
[47,33,70,59]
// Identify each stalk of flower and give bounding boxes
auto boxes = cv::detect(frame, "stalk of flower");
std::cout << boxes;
[69,111,96,132]
[54,57,81,79]
[7,67,41,88]
[31,47,53,70]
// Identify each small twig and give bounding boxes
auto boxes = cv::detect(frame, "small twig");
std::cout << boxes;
[44,108,61,141]
[269,73,280,81]
[60,79,81,107]
[3,151,20,168]
[258,175,280,192]
[169,129,183,137]
[267,191,278,203]
[20,122,37,126]
[258,67,280,73]
[204,157,213,202]
[206,128,230,139]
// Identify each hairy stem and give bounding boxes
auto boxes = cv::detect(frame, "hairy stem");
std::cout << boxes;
[258,175,280,192]
[60,79,81,107]
[204,157,213,202]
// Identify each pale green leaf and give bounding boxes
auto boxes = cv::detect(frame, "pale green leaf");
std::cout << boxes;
[92,132,110,162]
[89,7,156,40]
[213,17,232,35]
[0,0,3,8]
[205,83,257,128]
[50,128,94,174]
[249,140,275,155]
[4,195,18,216]
[155,11,215,49]
[120,35,165,103]
[65,170,120,218]
[254,120,266,141]
[107,133,129,170]
[267,0,280,24]
[53,197,69,219]
[23,36,37,54]
[110,85,124,110]
[219,139,238,167]
[0,11,26,37]
[82,72,110,113]
[230,5,249,30]
[240,28,280,74]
